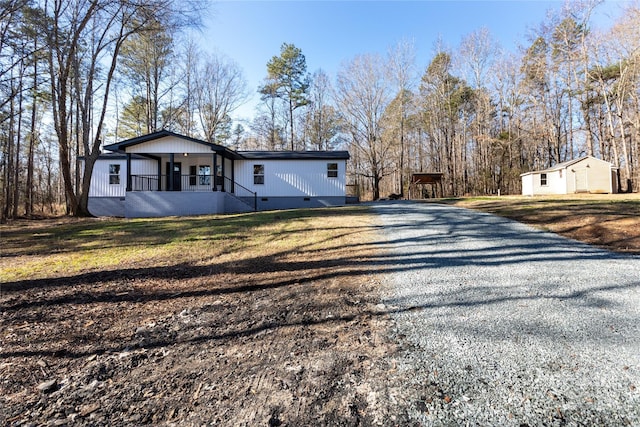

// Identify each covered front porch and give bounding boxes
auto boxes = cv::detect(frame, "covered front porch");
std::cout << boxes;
[103,130,256,217]
[126,151,231,192]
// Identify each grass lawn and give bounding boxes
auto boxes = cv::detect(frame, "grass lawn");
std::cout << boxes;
[1,207,374,282]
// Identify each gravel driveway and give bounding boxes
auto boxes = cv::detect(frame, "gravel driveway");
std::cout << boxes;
[373,202,640,426]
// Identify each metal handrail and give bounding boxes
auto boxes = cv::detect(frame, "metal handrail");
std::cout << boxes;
[224,176,257,211]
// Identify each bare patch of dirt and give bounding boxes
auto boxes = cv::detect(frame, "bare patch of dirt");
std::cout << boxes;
[0,212,420,426]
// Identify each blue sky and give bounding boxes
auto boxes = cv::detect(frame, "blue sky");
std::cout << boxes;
[195,1,624,122]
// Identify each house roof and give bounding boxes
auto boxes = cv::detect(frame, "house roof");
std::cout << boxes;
[238,151,350,160]
[103,130,244,160]
[103,130,350,161]
[78,153,149,160]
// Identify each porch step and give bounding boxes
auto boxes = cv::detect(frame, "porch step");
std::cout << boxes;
[224,192,255,213]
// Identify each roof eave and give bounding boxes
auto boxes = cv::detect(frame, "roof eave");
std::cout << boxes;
[103,130,235,154]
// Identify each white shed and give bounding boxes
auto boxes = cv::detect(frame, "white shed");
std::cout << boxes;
[520,156,617,196]
[83,130,350,217]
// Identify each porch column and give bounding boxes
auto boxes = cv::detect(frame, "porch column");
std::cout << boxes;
[231,160,235,194]
[212,152,218,191]
[126,153,132,191]
[221,155,226,192]
[169,153,174,191]
[157,159,162,191]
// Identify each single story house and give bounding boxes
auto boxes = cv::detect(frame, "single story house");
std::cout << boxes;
[83,130,350,218]
[520,155,617,196]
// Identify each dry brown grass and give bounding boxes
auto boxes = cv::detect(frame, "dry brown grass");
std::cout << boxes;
[440,193,640,254]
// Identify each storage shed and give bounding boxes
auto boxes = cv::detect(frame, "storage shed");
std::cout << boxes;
[520,156,617,196]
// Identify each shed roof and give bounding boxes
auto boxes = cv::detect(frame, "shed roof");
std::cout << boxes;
[520,155,614,176]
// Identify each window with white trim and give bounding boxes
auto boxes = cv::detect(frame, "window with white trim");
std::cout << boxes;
[253,164,264,185]
[540,173,548,186]
[109,164,120,185]
[327,162,338,178]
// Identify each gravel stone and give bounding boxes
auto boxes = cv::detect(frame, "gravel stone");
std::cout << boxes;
[374,201,640,426]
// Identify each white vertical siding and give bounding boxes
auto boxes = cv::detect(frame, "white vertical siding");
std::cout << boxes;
[521,174,533,196]
[89,158,156,196]
[88,159,126,197]
[131,158,157,175]
[529,170,564,195]
[235,159,346,197]
[568,157,613,194]
[126,136,213,154]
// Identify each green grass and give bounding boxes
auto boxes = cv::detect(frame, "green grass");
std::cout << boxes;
[0,206,371,282]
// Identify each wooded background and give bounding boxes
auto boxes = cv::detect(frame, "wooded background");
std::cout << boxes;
[1,0,639,220]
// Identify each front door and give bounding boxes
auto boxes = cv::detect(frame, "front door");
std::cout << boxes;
[166,162,182,191]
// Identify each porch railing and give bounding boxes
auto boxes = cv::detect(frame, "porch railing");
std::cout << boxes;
[131,174,221,192]
[130,174,257,211]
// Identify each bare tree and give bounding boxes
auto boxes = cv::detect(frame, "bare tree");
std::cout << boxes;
[304,69,341,150]
[193,52,248,144]
[43,0,204,216]
[387,39,417,197]
[335,53,393,200]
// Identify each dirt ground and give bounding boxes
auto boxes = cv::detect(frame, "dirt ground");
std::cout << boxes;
[2,197,638,426]
[0,210,420,426]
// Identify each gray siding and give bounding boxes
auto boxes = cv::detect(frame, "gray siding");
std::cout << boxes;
[125,192,224,218]
[88,197,125,217]
[255,196,346,211]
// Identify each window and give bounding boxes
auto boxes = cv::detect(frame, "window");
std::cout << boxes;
[189,165,211,186]
[540,173,548,186]
[109,164,120,185]
[253,164,264,185]
[198,165,211,185]
[327,162,338,178]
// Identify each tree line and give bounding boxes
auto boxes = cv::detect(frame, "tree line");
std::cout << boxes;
[335,2,640,200]
[1,0,639,220]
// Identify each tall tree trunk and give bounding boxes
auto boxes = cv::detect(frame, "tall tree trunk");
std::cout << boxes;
[12,61,24,219]
[2,84,15,221]
[26,52,38,217]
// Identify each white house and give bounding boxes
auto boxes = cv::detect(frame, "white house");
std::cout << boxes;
[84,130,350,218]
[520,155,618,196]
